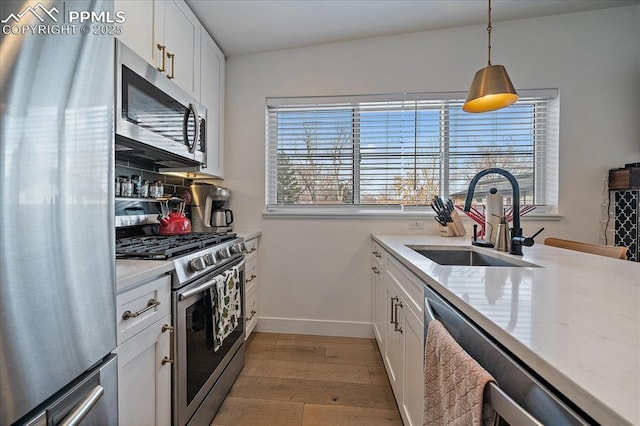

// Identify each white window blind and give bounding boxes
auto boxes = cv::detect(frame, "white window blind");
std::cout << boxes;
[266,90,558,212]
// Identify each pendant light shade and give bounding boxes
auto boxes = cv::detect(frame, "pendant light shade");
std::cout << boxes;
[463,65,518,113]
[463,0,518,113]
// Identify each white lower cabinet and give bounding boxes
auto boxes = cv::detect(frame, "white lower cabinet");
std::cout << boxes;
[401,297,425,426]
[372,240,424,426]
[115,274,172,426]
[385,281,404,397]
[371,242,385,345]
[243,236,260,338]
[115,314,172,426]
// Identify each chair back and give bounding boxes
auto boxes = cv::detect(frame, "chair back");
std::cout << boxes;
[544,237,628,260]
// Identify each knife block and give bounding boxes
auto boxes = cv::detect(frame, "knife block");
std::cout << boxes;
[439,223,459,237]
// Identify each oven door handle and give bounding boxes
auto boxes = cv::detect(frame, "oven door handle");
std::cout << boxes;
[178,258,246,301]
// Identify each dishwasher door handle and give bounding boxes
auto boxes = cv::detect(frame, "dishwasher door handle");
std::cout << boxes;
[424,294,544,426]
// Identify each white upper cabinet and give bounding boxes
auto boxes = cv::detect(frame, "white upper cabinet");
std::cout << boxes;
[155,0,201,98]
[199,30,225,178]
[116,0,200,98]
[114,0,154,65]
[115,0,225,177]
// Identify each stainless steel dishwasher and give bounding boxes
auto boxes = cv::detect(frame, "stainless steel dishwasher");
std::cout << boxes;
[423,284,594,425]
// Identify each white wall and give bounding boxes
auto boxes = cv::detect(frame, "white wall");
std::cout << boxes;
[220,6,640,337]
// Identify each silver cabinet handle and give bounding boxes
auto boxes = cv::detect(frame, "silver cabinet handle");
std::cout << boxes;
[166,52,175,79]
[156,44,166,72]
[245,274,257,283]
[122,299,160,321]
[161,324,174,365]
[371,266,380,274]
[393,300,403,333]
[59,385,104,426]
[390,296,399,325]
[372,250,381,258]
[247,310,257,321]
[245,247,257,253]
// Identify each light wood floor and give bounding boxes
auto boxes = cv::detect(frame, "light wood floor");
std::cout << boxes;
[211,332,403,426]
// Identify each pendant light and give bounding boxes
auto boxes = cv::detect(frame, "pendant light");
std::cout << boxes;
[463,0,518,113]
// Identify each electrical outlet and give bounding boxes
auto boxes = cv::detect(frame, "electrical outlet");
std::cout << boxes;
[408,220,424,230]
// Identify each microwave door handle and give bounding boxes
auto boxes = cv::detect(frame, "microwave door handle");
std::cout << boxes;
[183,103,199,154]
[192,103,201,154]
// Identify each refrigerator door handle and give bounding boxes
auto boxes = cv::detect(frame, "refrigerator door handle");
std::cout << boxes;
[59,385,104,426]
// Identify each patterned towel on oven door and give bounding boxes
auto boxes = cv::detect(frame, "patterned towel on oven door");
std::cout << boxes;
[213,266,241,351]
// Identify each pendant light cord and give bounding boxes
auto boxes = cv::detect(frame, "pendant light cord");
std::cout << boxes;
[487,0,492,66]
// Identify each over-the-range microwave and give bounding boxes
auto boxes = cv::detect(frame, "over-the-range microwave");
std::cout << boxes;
[115,40,206,168]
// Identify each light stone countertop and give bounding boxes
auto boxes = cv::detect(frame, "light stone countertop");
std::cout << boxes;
[372,234,639,426]
[235,230,262,241]
[116,259,174,293]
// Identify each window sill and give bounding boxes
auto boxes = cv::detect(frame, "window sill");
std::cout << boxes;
[262,209,563,221]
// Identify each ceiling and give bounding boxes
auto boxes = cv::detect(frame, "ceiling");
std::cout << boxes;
[185,0,640,57]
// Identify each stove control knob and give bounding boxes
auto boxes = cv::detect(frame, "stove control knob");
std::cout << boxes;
[230,244,242,255]
[189,256,207,272]
[203,253,216,266]
[217,248,229,259]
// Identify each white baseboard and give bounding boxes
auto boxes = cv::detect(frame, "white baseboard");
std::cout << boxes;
[255,316,374,338]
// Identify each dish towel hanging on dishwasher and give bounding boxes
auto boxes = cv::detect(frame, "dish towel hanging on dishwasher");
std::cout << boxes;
[212,266,241,351]
[423,319,498,426]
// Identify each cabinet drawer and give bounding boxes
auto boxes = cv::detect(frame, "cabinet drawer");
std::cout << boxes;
[245,285,258,338]
[372,241,385,268]
[245,255,258,294]
[116,275,171,345]
[244,238,259,256]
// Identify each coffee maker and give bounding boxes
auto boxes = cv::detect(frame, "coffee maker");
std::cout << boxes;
[190,183,234,233]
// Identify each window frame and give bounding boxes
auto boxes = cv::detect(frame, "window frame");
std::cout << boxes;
[265,90,559,218]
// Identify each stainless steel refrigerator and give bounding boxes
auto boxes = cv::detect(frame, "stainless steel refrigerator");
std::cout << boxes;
[1,0,117,424]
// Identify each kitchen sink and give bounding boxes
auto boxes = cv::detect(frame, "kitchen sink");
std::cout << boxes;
[407,246,539,267]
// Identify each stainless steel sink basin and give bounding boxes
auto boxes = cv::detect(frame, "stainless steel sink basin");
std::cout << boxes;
[407,246,539,267]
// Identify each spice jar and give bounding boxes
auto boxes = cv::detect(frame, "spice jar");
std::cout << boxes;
[140,180,150,198]
[114,178,122,197]
[130,175,142,197]
[121,178,133,197]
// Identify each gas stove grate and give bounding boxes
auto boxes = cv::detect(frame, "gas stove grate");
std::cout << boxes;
[116,232,237,260]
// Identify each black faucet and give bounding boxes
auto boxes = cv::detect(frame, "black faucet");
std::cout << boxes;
[464,168,540,256]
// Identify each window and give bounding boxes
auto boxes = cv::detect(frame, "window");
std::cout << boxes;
[266,90,558,213]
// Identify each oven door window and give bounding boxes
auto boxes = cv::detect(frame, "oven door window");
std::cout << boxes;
[121,65,195,146]
[184,278,244,404]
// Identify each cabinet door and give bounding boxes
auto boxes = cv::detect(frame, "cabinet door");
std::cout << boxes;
[401,301,424,426]
[371,252,385,346]
[199,30,225,178]
[114,314,172,426]
[245,285,258,338]
[243,237,259,339]
[114,0,155,66]
[384,283,404,397]
[160,0,200,98]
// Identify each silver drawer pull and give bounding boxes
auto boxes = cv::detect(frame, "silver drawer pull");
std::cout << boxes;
[371,266,380,274]
[122,299,160,321]
[245,274,257,283]
[161,324,174,365]
[393,300,403,333]
[372,250,381,258]
[247,309,257,321]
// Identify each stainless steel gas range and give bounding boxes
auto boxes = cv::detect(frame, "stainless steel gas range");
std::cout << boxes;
[116,199,247,425]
